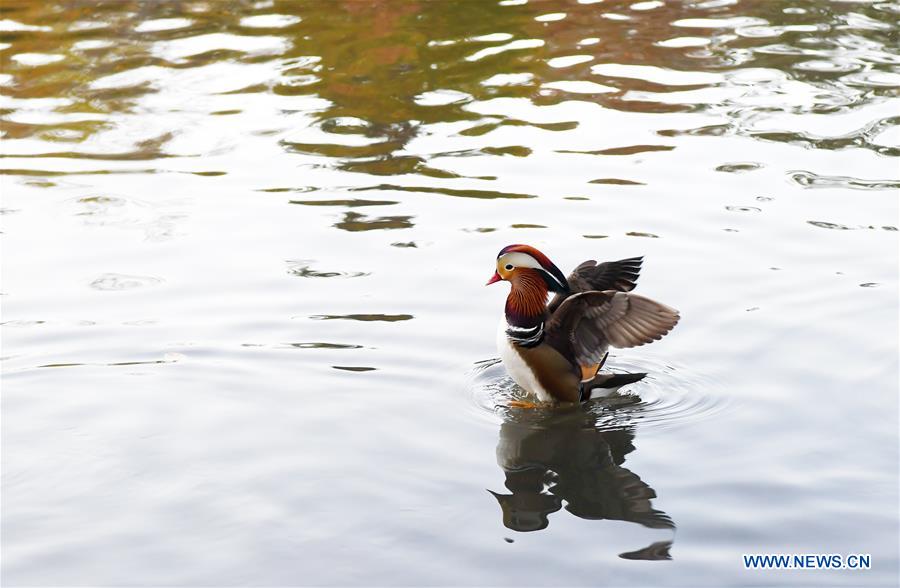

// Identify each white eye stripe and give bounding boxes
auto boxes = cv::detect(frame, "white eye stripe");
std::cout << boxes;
[499,251,566,290]
[499,252,543,270]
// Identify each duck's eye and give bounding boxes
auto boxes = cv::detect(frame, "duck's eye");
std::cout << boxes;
[505,264,513,271]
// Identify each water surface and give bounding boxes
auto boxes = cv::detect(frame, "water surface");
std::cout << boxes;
[2,0,898,585]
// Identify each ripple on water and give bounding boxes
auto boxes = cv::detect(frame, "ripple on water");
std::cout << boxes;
[788,170,900,190]
[280,342,364,350]
[89,273,163,291]
[285,260,369,279]
[10,53,65,66]
[239,14,302,29]
[656,37,711,48]
[333,211,414,232]
[588,178,645,185]
[842,71,900,88]
[413,89,473,106]
[463,357,729,432]
[806,221,893,232]
[716,162,763,173]
[546,55,594,69]
[151,33,289,61]
[287,198,395,207]
[134,18,193,33]
[309,314,414,322]
[793,59,863,74]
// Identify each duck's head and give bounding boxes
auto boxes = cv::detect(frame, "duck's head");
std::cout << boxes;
[487,244,569,293]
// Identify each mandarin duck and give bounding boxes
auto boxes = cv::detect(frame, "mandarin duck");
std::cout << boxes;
[487,244,679,404]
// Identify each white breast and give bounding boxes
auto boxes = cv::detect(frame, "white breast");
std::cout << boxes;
[496,318,553,402]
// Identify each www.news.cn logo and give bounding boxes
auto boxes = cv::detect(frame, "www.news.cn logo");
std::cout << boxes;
[743,554,871,570]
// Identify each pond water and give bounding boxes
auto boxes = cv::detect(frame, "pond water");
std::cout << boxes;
[2,0,898,585]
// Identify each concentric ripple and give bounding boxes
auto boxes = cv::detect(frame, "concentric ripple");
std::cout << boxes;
[464,355,730,431]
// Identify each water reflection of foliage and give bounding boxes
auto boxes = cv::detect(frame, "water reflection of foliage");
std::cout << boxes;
[3,0,896,163]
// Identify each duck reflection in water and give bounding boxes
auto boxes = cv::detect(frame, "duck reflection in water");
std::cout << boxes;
[490,402,674,560]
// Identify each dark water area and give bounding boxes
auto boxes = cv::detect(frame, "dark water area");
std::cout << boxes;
[1,0,898,585]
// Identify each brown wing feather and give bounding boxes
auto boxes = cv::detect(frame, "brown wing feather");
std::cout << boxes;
[548,257,643,313]
[546,290,679,366]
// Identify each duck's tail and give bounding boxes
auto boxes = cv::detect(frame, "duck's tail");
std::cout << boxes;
[580,372,646,401]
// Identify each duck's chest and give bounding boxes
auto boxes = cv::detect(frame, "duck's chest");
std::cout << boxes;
[495,319,554,402]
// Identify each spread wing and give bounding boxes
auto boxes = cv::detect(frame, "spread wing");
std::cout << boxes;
[545,291,679,366]
[548,257,643,314]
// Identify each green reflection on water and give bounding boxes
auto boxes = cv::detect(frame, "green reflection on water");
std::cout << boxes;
[3,0,897,176]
